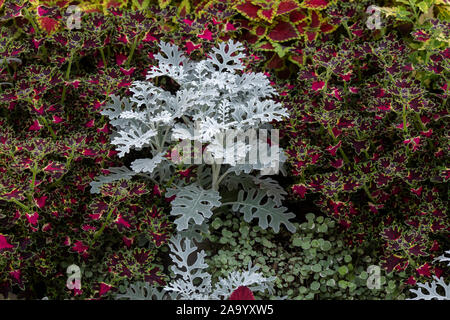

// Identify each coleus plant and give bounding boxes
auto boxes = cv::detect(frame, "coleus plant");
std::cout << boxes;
[91,39,296,238]
[115,235,276,300]
[0,0,250,298]
[0,5,184,298]
[379,0,450,26]
[282,11,449,280]
[221,0,339,75]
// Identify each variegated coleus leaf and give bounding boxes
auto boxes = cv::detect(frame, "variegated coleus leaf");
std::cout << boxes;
[106,248,166,285]
[90,166,135,194]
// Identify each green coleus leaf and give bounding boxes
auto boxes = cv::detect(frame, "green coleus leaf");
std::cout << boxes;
[158,0,172,9]
[132,0,151,10]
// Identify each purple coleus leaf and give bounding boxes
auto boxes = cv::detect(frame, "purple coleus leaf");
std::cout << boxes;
[292,184,308,199]
[29,120,43,131]
[34,196,47,209]
[43,161,65,172]
[311,80,325,91]
[229,286,255,300]
[0,234,14,250]
[326,141,342,156]
[25,212,39,226]
[98,282,113,297]
[72,240,89,256]
[1,189,24,200]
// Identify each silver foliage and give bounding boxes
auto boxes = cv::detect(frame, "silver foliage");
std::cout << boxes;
[165,184,222,231]
[164,235,275,300]
[409,251,450,300]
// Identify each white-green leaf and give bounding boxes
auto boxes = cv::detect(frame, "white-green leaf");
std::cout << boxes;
[130,152,165,174]
[89,166,135,194]
[165,184,222,231]
[231,189,296,233]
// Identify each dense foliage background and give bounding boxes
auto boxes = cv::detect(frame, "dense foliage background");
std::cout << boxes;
[0,0,448,299]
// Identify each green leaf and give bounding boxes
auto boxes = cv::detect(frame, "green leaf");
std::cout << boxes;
[338,266,349,276]
[301,241,311,250]
[305,213,315,221]
[292,237,303,247]
[310,281,320,291]
[158,0,171,9]
[311,264,322,272]
[326,279,336,287]
[286,275,295,282]
[212,218,222,230]
[317,224,328,233]
[320,241,332,251]
[132,0,151,10]
[338,280,348,289]
[417,1,430,13]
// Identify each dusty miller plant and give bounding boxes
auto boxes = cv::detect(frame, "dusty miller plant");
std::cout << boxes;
[115,235,276,300]
[408,250,450,300]
[90,40,296,238]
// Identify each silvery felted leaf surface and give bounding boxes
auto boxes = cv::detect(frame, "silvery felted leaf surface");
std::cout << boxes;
[208,41,246,73]
[163,236,276,300]
[165,184,222,231]
[130,152,165,174]
[115,282,177,300]
[434,250,450,266]
[252,176,287,207]
[111,124,156,157]
[409,276,450,300]
[164,235,211,299]
[210,262,275,300]
[231,189,296,233]
[90,166,135,194]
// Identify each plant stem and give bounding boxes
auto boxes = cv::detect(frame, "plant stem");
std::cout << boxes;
[30,162,38,191]
[211,163,221,191]
[47,147,76,189]
[125,35,140,68]
[38,116,57,140]
[342,20,353,40]
[9,198,31,213]
[61,50,75,105]
[354,127,371,159]
[362,184,376,203]
[93,205,116,241]
[402,104,408,135]
[23,8,40,36]
[216,170,231,188]
[100,48,107,68]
